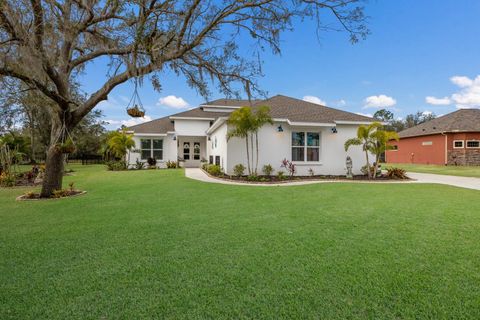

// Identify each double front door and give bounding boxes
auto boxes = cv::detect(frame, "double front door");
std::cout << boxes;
[182,141,201,167]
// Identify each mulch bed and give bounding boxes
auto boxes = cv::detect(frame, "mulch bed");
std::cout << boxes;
[16,190,87,201]
[203,170,411,184]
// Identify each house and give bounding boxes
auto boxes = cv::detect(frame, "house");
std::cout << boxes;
[126,95,375,175]
[386,109,480,165]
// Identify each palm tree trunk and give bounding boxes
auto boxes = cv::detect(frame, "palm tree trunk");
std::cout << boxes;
[245,136,251,175]
[365,148,371,179]
[250,133,254,175]
[255,131,259,175]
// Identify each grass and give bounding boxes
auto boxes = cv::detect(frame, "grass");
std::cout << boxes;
[1,165,480,319]
[385,163,480,178]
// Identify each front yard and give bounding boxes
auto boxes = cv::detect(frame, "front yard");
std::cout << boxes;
[1,165,480,319]
[386,162,480,178]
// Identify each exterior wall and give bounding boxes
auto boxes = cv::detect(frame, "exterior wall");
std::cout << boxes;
[446,132,480,165]
[223,122,369,176]
[127,134,177,168]
[386,134,446,165]
[207,123,229,169]
[173,119,211,136]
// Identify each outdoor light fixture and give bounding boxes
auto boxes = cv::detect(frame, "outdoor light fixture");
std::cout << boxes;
[173,135,177,140]
[277,125,284,132]
[331,127,338,134]
[208,136,211,141]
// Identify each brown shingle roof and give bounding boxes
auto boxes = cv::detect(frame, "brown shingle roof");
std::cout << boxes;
[398,109,480,138]
[127,95,374,134]
[252,95,374,123]
[204,98,260,107]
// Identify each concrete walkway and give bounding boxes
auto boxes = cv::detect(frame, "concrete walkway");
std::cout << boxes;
[407,172,480,191]
[185,168,480,190]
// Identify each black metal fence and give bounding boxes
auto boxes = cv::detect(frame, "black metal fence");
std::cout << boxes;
[33,154,105,165]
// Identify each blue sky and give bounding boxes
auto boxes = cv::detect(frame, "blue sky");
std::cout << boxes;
[79,1,480,129]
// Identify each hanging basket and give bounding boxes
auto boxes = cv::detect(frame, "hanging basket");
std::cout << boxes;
[55,139,76,154]
[126,104,145,118]
[126,78,146,118]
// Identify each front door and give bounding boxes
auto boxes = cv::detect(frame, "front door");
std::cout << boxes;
[182,141,201,167]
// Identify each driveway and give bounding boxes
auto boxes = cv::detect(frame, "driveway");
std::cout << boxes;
[408,172,480,191]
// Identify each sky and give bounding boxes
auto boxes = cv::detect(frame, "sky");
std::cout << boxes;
[78,0,480,129]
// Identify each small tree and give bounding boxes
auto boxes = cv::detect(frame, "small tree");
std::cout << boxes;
[344,122,382,179]
[251,106,273,175]
[370,129,399,178]
[227,107,254,175]
[105,131,135,165]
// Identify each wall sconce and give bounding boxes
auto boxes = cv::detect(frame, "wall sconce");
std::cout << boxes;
[331,127,338,134]
[173,135,177,140]
[208,136,211,141]
[277,125,284,132]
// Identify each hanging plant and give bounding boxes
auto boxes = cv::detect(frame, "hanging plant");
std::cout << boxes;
[126,77,146,118]
[55,138,76,154]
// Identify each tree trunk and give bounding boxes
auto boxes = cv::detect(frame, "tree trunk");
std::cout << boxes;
[245,136,251,175]
[250,133,254,175]
[40,117,65,197]
[365,149,371,179]
[40,145,64,197]
[255,131,259,175]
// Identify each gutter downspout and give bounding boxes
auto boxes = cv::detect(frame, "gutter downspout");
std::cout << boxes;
[441,132,447,165]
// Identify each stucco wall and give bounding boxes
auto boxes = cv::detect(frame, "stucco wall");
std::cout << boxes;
[207,123,228,169]
[173,119,211,136]
[128,134,177,168]
[386,134,446,165]
[224,122,370,176]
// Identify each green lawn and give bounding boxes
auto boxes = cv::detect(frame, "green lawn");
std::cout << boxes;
[1,165,480,319]
[385,163,480,178]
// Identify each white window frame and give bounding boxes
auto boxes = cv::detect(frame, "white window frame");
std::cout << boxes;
[140,138,163,160]
[466,140,480,149]
[453,140,464,149]
[291,131,321,163]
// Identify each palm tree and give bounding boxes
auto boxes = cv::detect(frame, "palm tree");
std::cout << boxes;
[227,107,254,175]
[106,130,135,165]
[344,122,382,179]
[370,129,399,178]
[252,106,273,175]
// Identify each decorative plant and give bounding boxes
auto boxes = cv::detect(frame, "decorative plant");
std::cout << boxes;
[105,160,127,171]
[262,164,274,176]
[166,160,177,169]
[344,123,399,179]
[105,130,135,164]
[233,164,246,177]
[68,182,75,192]
[308,168,315,176]
[277,171,286,180]
[147,157,157,168]
[134,159,145,170]
[207,164,222,176]
[386,167,408,179]
[280,159,296,178]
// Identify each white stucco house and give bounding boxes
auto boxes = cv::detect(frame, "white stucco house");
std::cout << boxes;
[126,95,375,175]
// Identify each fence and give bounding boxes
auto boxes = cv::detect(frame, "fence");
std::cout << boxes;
[33,154,105,165]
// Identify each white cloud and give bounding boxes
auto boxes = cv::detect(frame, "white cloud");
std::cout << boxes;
[363,95,397,108]
[157,95,189,109]
[450,76,473,88]
[106,115,153,128]
[422,110,433,116]
[425,96,451,105]
[335,99,347,107]
[303,95,326,105]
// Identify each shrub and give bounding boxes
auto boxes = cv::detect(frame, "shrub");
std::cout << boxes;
[308,168,315,176]
[166,160,177,169]
[233,164,246,177]
[147,157,157,168]
[202,163,209,171]
[0,172,16,187]
[247,174,259,181]
[68,182,75,192]
[386,167,408,180]
[262,164,274,176]
[24,191,36,199]
[106,161,127,171]
[134,159,145,170]
[277,171,286,180]
[52,189,70,198]
[280,159,296,178]
[207,164,222,176]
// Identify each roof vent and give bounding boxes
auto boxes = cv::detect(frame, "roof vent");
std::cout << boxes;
[432,126,436,129]
[422,129,425,131]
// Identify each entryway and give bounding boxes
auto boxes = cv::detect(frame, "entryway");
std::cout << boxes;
[178,136,206,168]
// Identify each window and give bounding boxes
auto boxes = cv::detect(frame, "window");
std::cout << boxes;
[422,141,433,146]
[453,140,464,148]
[215,156,220,166]
[466,140,480,148]
[391,145,398,151]
[140,139,163,160]
[183,142,190,160]
[291,132,320,162]
[193,142,201,160]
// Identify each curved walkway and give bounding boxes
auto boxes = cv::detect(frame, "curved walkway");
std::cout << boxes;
[185,168,480,190]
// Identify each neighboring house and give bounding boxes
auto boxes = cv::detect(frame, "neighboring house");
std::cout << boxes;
[386,109,480,165]
[126,95,375,175]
